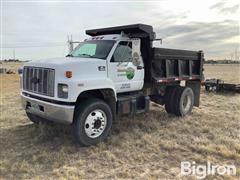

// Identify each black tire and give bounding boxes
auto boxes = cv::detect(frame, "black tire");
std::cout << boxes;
[26,112,51,124]
[73,98,112,146]
[164,86,180,114]
[173,87,194,116]
[205,85,210,91]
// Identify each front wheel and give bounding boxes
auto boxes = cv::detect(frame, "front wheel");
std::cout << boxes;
[73,99,113,146]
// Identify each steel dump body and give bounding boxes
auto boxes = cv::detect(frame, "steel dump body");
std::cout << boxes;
[152,48,204,82]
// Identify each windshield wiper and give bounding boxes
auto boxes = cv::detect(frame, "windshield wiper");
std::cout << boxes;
[78,54,93,57]
[91,55,105,59]
[66,54,105,59]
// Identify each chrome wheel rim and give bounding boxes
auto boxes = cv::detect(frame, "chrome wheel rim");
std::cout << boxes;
[84,109,107,138]
[182,95,191,112]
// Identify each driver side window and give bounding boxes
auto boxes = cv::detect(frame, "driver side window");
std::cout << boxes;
[111,41,132,62]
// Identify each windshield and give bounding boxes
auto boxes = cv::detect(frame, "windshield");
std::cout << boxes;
[68,40,115,59]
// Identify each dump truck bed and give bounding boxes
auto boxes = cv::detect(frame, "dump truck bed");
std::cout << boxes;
[151,48,204,83]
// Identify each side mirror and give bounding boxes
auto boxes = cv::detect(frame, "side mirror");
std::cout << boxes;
[132,39,141,66]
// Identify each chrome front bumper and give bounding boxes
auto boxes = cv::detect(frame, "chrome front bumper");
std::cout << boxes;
[21,94,75,124]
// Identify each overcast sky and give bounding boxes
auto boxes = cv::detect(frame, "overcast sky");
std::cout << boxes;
[1,0,239,60]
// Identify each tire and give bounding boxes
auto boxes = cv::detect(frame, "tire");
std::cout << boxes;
[73,98,113,146]
[205,85,210,91]
[26,112,51,124]
[173,87,194,116]
[164,86,180,114]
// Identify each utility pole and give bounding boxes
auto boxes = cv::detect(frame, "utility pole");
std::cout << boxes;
[234,48,239,61]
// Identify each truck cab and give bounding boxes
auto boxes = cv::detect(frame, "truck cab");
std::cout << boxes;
[68,34,145,93]
[21,24,204,146]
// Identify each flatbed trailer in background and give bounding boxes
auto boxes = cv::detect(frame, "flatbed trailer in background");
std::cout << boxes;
[203,78,240,93]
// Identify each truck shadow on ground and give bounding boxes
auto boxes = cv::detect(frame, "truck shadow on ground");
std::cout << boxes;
[1,106,175,150]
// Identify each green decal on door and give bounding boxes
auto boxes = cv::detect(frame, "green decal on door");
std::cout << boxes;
[126,67,135,80]
[117,67,135,80]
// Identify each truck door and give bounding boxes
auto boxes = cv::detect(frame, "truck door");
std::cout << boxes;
[108,40,144,93]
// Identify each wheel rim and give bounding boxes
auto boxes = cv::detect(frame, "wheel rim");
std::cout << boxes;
[84,109,107,138]
[182,94,191,112]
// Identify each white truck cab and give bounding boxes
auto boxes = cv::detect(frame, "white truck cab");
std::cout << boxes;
[21,24,204,146]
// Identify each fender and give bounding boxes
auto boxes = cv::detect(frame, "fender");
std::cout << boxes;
[65,78,117,102]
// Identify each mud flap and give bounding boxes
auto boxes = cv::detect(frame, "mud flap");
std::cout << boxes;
[186,80,201,107]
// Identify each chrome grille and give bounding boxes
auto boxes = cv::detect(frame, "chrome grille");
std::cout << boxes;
[23,66,55,97]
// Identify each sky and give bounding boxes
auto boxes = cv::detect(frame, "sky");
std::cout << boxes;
[1,0,240,60]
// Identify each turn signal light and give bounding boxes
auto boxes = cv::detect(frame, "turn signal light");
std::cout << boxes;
[65,71,72,78]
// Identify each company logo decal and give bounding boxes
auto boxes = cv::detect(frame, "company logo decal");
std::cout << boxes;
[117,67,135,80]
[98,66,105,71]
[126,67,135,80]
[31,77,40,84]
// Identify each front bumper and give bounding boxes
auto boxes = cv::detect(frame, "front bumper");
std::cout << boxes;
[21,94,75,124]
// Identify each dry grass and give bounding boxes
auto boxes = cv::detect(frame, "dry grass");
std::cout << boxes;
[0,62,23,74]
[0,63,240,179]
[204,64,240,84]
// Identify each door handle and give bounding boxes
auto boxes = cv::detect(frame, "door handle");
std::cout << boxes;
[137,66,143,70]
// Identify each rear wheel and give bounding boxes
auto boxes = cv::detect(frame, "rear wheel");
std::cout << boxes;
[164,86,180,114]
[173,87,194,116]
[73,98,112,146]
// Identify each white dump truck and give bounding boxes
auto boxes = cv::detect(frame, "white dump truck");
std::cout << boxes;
[20,24,204,146]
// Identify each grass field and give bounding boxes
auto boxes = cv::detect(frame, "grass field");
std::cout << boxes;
[0,63,240,179]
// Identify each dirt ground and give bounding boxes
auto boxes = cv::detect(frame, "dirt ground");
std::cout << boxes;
[0,63,240,179]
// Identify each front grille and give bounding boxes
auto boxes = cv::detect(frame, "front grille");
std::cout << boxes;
[23,66,55,97]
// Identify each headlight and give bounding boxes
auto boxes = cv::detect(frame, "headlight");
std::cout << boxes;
[58,84,68,98]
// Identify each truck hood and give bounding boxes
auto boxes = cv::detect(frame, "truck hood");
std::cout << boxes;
[25,57,105,68]
[23,57,107,81]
